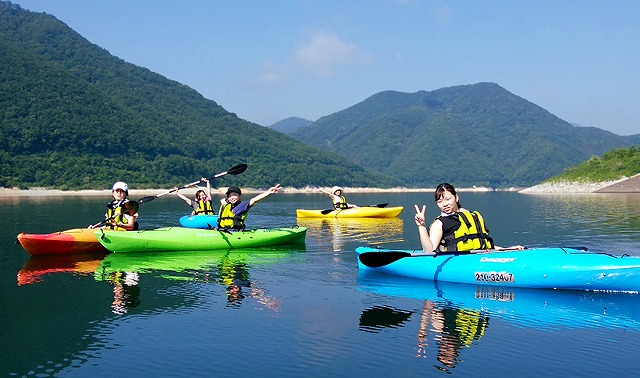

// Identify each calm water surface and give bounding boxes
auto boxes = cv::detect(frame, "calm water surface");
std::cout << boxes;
[1,191,640,377]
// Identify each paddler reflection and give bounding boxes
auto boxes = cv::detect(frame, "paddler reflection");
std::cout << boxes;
[218,255,280,312]
[106,271,141,315]
[417,300,488,371]
[358,299,488,371]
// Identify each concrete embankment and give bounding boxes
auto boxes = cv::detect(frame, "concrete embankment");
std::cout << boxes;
[520,174,640,194]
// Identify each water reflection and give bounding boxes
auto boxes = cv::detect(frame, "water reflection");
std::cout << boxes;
[522,193,640,254]
[17,251,109,286]
[416,300,488,370]
[297,217,404,251]
[358,271,640,371]
[359,271,640,330]
[95,248,299,314]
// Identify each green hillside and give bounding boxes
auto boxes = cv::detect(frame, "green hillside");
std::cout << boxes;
[546,145,640,183]
[0,2,400,190]
[291,83,640,188]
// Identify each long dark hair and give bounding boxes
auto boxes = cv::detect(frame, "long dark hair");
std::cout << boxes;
[434,183,461,207]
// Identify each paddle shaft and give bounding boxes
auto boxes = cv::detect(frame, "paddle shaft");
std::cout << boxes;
[358,246,527,268]
[138,163,247,204]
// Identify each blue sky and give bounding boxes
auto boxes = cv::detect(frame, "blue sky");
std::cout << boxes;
[12,0,640,135]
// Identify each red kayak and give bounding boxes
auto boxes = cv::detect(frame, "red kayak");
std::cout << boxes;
[17,228,109,256]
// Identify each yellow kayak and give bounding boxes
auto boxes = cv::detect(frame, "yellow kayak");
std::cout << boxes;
[296,206,403,218]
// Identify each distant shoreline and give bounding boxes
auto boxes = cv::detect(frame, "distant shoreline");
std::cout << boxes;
[0,185,521,198]
[0,182,627,197]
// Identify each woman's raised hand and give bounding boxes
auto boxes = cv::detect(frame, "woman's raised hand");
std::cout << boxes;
[414,204,427,227]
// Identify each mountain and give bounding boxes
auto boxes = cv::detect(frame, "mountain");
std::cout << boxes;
[269,117,312,134]
[0,2,400,190]
[290,83,640,187]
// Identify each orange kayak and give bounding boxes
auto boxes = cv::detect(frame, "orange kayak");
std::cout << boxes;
[17,228,109,256]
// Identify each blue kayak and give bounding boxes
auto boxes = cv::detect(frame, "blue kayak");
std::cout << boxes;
[179,214,219,229]
[356,246,640,292]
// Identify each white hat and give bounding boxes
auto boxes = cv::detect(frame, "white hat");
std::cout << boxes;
[331,186,343,194]
[112,181,128,192]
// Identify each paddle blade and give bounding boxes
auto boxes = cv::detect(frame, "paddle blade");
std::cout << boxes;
[138,196,156,204]
[213,163,247,178]
[358,250,413,268]
[371,203,388,208]
[123,200,139,215]
[320,209,335,215]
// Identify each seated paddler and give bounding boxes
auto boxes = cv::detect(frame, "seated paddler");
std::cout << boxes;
[175,177,214,216]
[413,182,523,255]
[217,184,282,231]
[90,181,139,231]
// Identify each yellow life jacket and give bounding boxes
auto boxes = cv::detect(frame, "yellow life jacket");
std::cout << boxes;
[437,210,494,252]
[194,200,214,215]
[106,201,131,231]
[217,202,248,230]
[334,195,349,209]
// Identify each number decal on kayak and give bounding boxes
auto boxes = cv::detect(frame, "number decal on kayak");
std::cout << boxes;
[474,271,514,283]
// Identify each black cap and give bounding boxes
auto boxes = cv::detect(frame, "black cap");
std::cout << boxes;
[226,186,242,196]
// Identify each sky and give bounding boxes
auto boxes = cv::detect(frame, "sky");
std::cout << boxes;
[11,0,640,136]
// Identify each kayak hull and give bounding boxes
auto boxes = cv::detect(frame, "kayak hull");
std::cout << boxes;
[96,226,307,253]
[17,228,108,256]
[178,214,219,229]
[356,246,640,292]
[296,206,403,218]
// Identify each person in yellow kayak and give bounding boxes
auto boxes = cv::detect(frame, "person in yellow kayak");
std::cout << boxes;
[90,181,139,230]
[319,186,358,210]
[413,182,523,255]
[217,184,282,231]
[175,178,214,215]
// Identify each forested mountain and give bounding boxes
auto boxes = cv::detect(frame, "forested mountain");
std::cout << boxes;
[0,2,400,190]
[291,83,640,187]
[269,117,312,134]
[3,2,639,191]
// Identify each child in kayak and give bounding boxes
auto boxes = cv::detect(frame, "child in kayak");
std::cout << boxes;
[217,184,282,231]
[414,182,523,255]
[319,186,358,210]
[90,181,139,230]
[175,178,214,215]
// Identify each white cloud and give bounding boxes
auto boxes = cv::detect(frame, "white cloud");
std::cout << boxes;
[255,60,290,85]
[294,31,372,77]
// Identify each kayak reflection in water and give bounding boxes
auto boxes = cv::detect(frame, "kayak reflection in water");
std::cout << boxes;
[417,300,489,371]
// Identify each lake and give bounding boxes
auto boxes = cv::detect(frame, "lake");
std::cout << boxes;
[2,191,640,376]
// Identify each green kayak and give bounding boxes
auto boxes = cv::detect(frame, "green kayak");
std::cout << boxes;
[95,226,307,253]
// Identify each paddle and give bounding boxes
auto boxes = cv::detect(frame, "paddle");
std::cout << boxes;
[320,203,389,215]
[138,163,248,204]
[358,246,528,268]
[91,200,139,229]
